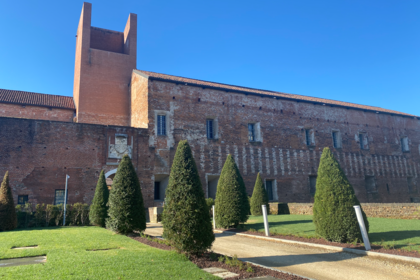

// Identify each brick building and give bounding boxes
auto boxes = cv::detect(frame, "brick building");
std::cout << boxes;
[1,2,419,207]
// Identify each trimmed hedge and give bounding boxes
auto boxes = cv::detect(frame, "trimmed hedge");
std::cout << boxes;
[106,155,146,234]
[313,147,369,243]
[162,140,214,255]
[0,171,17,231]
[215,155,249,228]
[89,170,109,227]
[250,173,269,216]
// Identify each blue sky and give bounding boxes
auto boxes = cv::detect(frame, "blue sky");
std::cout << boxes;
[1,0,419,115]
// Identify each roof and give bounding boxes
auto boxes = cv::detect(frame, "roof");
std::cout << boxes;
[0,89,75,110]
[135,70,416,118]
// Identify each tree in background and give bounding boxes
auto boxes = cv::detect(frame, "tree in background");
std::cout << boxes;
[250,173,269,216]
[215,155,249,228]
[106,155,146,234]
[89,170,109,227]
[0,171,17,231]
[313,147,369,243]
[162,140,214,255]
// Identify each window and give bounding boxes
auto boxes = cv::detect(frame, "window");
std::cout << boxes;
[332,131,341,148]
[401,137,409,152]
[359,133,368,149]
[364,176,377,193]
[207,119,214,139]
[266,180,274,201]
[18,195,28,205]
[248,123,255,141]
[54,190,65,205]
[309,176,317,196]
[305,129,314,146]
[157,115,166,136]
[154,182,160,200]
[207,175,220,199]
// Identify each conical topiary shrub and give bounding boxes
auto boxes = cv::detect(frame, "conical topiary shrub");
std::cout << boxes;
[89,170,109,227]
[251,173,269,216]
[0,171,17,231]
[162,140,214,255]
[215,155,249,228]
[313,147,369,243]
[106,155,146,234]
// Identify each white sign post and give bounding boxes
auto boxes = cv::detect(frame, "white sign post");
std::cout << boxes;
[212,205,216,230]
[262,204,270,237]
[63,175,70,226]
[353,205,371,250]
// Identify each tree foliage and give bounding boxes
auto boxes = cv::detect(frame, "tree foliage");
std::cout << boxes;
[215,155,249,228]
[250,173,269,216]
[162,140,214,255]
[89,170,109,227]
[106,155,146,234]
[0,171,17,231]
[313,147,369,243]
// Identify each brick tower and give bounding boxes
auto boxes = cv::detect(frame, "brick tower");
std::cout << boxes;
[73,2,137,126]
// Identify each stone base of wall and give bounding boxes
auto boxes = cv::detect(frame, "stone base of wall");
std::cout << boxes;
[148,207,163,223]
[286,203,420,219]
[269,203,290,215]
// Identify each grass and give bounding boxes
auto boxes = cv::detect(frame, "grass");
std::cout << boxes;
[245,215,420,252]
[0,227,218,280]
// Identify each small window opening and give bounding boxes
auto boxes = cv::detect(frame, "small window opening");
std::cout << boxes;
[332,131,341,148]
[401,137,409,152]
[364,176,377,193]
[157,115,166,136]
[266,180,274,201]
[248,123,255,142]
[305,129,314,146]
[18,195,28,205]
[206,119,214,139]
[309,176,317,196]
[359,133,367,149]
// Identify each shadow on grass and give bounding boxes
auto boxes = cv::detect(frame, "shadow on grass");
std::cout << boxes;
[12,226,93,232]
[369,231,420,243]
[241,251,361,267]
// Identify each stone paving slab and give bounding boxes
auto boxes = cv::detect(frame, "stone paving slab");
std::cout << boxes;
[213,271,240,279]
[202,267,229,274]
[0,256,46,267]
[245,277,278,280]
[11,245,38,250]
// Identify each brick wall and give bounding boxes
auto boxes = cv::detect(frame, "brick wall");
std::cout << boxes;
[144,78,420,204]
[287,203,420,219]
[0,103,74,122]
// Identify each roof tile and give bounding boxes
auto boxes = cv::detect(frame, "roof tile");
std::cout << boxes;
[0,89,75,110]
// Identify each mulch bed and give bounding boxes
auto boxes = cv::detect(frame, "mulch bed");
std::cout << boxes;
[227,228,420,259]
[129,233,307,280]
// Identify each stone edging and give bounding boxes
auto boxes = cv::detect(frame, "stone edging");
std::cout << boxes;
[240,260,315,280]
[213,230,420,265]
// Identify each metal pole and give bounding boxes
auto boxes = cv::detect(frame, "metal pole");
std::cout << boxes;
[262,204,270,236]
[353,205,371,250]
[63,175,70,226]
[212,205,216,230]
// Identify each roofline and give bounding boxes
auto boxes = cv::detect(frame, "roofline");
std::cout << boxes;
[0,100,76,111]
[133,70,418,119]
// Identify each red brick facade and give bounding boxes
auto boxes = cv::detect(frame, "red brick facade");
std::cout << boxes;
[0,2,419,206]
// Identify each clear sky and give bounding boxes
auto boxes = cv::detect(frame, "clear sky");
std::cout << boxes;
[1,0,418,115]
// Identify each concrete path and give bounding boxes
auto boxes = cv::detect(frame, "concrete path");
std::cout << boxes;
[145,223,420,280]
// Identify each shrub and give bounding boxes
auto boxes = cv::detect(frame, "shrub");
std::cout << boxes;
[215,155,249,228]
[162,140,214,255]
[206,198,215,214]
[34,204,45,227]
[313,147,369,243]
[0,171,17,231]
[89,170,109,227]
[250,173,269,216]
[106,155,146,234]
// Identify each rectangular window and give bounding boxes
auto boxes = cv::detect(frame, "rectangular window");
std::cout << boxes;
[54,190,65,205]
[401,137,409,152]
[17,195,28,205]
[154,182,160,200]
[206,119,214,139]
[248,123,255,142]
[309,176,317,196]
[157,115,166,136]
[364,176,377,193]
[332,131,341,148]
[265,180,274,201]
[359,133,368,149]
[305,129,313,146]
[407,177,417,193]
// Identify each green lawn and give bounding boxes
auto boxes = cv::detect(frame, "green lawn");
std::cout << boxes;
[0,227,217,280]
[245,215,420,252]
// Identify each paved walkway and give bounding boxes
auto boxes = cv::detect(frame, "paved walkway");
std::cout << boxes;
[145,223,420,280]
